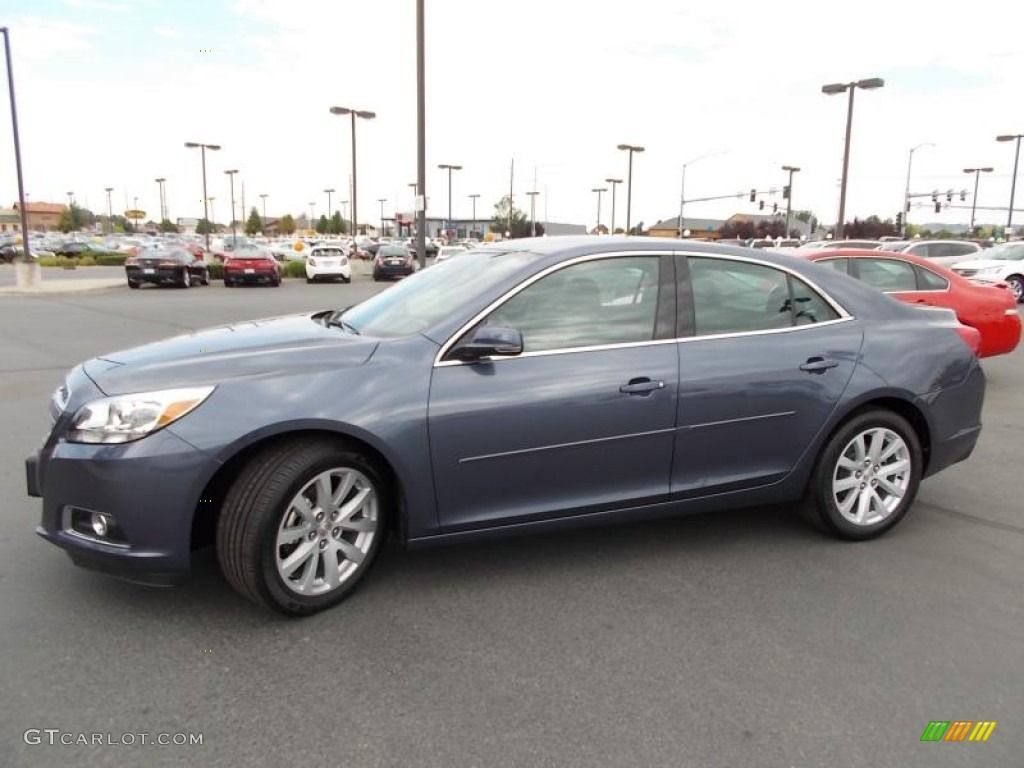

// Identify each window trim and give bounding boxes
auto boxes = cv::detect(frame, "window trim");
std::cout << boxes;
[434,249,854,367]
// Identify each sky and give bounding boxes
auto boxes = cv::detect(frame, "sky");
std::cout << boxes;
[1,0,1023,233]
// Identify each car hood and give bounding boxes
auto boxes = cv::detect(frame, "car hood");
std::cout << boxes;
[953,259,1018,271]
[83,311,378,395]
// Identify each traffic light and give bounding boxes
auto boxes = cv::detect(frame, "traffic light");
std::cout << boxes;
[772,203,778,213]
[782,185,790,200]
[935,201,942,213]
[749,189,756,202]
[946,189,953,203]
[759,200,765,210]
[931,190,938,202]
[895,212,903,229]
[960,189,967,201]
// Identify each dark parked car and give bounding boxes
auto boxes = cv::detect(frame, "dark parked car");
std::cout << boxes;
[125,248,210,289]
[373,244,418,280]
[26,238,985,615]
[54,241,98,258]
[223,247,281,287]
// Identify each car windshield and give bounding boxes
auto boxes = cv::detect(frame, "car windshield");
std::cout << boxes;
[316,248,345,256]
[983,242,1024,261]
[343,249,545,338]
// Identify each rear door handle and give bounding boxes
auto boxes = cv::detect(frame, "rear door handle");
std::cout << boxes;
[619,377,665,395]
[799,357,839,374]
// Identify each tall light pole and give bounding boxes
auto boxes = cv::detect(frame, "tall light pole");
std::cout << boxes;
[604,178,622,235]
[155,177,166,222]
[104,186,113,234]
[309,201,316,232]
[617,143,644,234]
[184,141,221,252]
[329,105,376,236]
[66,191,74,208]
[903,143,934,236]
[964,167,994,230]
[469,193,480,238]
[340,200,349,234]
[259,193,268,232]
[821,77,884,238]
[378,198,387,237]
[526,190,539,237]
[324,188,335,232]
[1,26,34,280]
[677,151,726,236]
[415,0,426,267]
[591,187,607,234]
[224,169,239,244]
[437,163,462,235]
[781,165,801,237]
[208,197,216,233]
[997,133,1023,232]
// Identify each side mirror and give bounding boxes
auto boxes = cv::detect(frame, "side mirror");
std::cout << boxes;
[450,326,523,362]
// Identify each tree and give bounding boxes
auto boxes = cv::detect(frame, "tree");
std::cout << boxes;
[278,214,296,235]
[843,215,897,239]
[627,221,646,236]
[591,224,609,235]
[613,227,626,235]
[793,209,819,236]
[316,214,329,234]
[195,218,214,235]
[57,204,89,233]
[245,207,262,236]
[329,211,346,235]
[159,219,179,233]
[490,195,527,236]
[717,220,757,239]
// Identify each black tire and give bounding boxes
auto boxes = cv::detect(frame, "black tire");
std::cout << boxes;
[802,409,922,540]
[127,280,140,289]
[217,438,390,616]
[224,278,233,287]
[306,276,315,284]
[1006,274,1023,304]
[341,275,351,284]
[179,268,191,289]
[201,270,210,286]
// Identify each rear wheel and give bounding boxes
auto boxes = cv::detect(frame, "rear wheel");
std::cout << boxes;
[306,276,315,284]
[201,269,210,286]
[217,439,389,615]
[127,280,140,289]
[341,275,351,284]
[803,409,922,540]
[1006,274,1023,303]
[179,268,191,288]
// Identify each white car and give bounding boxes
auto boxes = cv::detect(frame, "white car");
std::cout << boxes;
[950,241,1024,303]
[891,239,983,267]
[305,243,352,284]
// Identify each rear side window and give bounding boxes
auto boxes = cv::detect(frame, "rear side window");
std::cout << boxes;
[688,257,838,336]
[854,258,917,292]
[818,257,850,274]
[915,266,950,291]
[934,243,977,258]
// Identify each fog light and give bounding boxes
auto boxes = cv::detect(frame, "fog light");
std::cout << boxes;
[91,512,112,537]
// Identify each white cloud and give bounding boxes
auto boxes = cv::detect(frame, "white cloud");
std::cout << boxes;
[3,0,1024,232]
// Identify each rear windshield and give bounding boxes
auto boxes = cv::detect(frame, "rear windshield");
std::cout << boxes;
[379,246,409,257]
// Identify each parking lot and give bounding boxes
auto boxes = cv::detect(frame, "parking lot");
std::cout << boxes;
[2,277,1022,767]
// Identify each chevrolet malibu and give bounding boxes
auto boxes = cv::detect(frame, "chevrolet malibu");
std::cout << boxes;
[26,238,985,615]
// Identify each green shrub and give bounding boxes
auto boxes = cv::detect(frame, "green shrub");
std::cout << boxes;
[281,260,306,278]
[95,253,128,266]
[208,263,224,280]
[77,256,96,266]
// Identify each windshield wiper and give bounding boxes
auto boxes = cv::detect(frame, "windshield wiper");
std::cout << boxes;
[325,311,360,335]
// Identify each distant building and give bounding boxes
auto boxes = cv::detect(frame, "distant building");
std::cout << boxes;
[12,201,65,231]
[0,207,21,233]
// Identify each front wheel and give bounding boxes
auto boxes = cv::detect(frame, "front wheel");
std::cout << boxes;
[1006,274,1023,303]
[217,439,388,615]
[803,409,922,540]
[179,268,191,288]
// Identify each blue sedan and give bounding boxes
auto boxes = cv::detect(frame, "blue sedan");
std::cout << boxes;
[26,237,985,615]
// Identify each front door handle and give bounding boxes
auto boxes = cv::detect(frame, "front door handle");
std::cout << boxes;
[619,377,665,395]
[799,357,839,374]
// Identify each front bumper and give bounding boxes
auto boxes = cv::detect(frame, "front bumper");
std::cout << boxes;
[27,427,217,586]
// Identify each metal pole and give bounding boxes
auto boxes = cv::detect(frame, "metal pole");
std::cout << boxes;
[508,158,514,236]
[378,198,386,237]
[350,111,358,237]
[260,194,267,231]
[415,0,426,267]
[105,187,113,234]
[677,165,686,237]
[200,146,210,251]
[2,28,32,263]
[447,168,452,231]
[469,194,479,238]
[1009,136,1021,232]
[610,182,617,235]
[836,85,855,239]
[785,168,794,236]
[626,151,634,234]
[970,170,981,230]
[903,148,914,237]
[228,172,237,243]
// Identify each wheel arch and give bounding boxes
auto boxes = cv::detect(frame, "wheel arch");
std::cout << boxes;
[190,425,408,553]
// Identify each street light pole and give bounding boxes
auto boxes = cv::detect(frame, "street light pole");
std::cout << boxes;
[437,164,462,235]
[378,198,387,237]
[591,187,607,234]
[605,178,622,236]
[155,177,166,222]
[259,193,268,232]
[309,202,316,232]
[677,152,726,237]
[997,134,1023,232]
[1,27,34,277]
[526,190,539,237]
[822,77,884,238]
[415,0,426,267]
[782,165,801,237]
[184,141,221,252]
[617,144,645,234]
[208,197,215,233]
[469,193,479,238]
[324,188,335,231]
[329,105,376,237]
[104,186,113,234]
[903,143,935,237]
[964,167,994,230]
[224,169,238,244]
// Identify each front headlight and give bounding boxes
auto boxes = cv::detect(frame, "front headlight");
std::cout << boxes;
[67,386,215,444]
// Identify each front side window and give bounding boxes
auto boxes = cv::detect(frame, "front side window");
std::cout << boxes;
[483,256,660,353]
[855,258,918,292]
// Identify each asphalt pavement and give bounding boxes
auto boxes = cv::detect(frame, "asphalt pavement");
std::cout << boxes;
[1,281,1021,768]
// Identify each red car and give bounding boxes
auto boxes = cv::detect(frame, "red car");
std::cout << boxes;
[801,249,1020,358]
[223,247,281,287]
